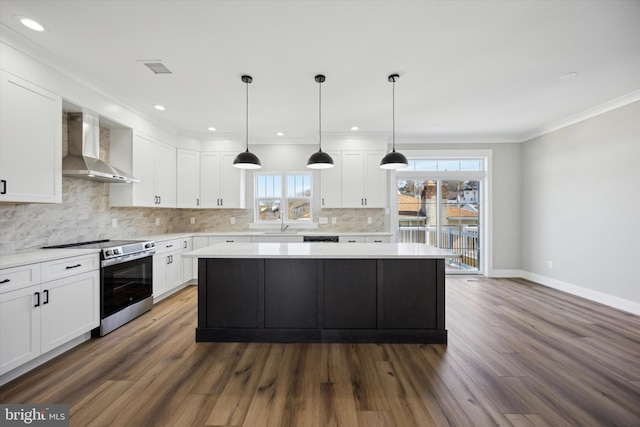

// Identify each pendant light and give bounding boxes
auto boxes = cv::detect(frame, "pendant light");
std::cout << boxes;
[233,75,262,169]
[380,73,408,170]
[307,74,334,169]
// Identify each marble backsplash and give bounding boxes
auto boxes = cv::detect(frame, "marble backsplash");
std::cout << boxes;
[0,114,385,255]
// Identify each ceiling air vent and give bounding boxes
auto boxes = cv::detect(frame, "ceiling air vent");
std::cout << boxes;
[142,62,172,74]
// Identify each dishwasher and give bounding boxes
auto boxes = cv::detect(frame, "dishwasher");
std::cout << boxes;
[302,235,339,243]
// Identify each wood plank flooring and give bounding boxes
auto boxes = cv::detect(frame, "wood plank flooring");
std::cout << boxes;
[1,277,639,426]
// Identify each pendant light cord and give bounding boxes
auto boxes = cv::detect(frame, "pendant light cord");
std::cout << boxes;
[245,78,249,152]
[392,76,396,152]
[318,78,322,152]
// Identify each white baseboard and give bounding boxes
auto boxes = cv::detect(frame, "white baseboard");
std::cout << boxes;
[485,269,640,316]
[522,272,640,316]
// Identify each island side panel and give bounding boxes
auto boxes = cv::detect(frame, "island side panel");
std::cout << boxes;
[323,259,377,329]
[203,258,260,328]
[264,259,317,329]
[382,259,438,329]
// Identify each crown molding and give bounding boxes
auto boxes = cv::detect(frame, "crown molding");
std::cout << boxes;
[519,89,640,142]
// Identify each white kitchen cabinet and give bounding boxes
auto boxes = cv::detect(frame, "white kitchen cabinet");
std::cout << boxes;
[0,254,99,376]
[365,236,392,243]
[153,238,183,300]
[200,152,246,208]
[109,131,176,208]
[319,151,341,208]
[251,235,303,243]
[182,237,193,283]
[339,151,387,208]
[0,284,41,375]
[0,70,62,203]
[176,149,201,208]
[339,236,365,243]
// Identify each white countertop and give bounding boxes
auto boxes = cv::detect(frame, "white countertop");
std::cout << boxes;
[141,231,392,242]
[0,248,100,269]
[183,242,459,259]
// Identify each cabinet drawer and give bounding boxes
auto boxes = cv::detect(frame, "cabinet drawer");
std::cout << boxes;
[210,236,252,244]
[365,236,391,243]
[0,264,41,294]
[154,239,184,255]
[41,254,99,282]
[339,236,365,243]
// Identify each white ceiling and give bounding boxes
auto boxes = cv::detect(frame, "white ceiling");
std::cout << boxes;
[1,0,639,144]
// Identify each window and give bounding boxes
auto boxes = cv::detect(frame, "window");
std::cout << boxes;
[255,173,312,223]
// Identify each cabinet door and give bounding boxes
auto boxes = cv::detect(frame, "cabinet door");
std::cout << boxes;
[200,152,221,208]
[40,270,99,353]
[191,236,210,279]
[176,149,200,208]
[0,71,62,203]
[364,151,387,207]
[131,134,156,206]
[219,153,245,208]
[0,285,41,375]
[340,151,365,207]
[154,141,176,207]
[182,238,193,283]
[320,152,341,208]
[166,251,183,290]
[152,254,168,297]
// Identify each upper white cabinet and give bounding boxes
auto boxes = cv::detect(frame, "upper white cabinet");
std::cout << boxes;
[200,152,245,209]
[0,70,62,203]
[176,149,201,208]
[339,151,387,208]
[319,151,341,208]
[110,131,176,208]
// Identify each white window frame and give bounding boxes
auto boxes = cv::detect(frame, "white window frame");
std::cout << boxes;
[254,172,313,225]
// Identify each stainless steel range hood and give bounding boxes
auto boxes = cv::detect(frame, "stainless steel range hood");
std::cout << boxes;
[62,111,139,183]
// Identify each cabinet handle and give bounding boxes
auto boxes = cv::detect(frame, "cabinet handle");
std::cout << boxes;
[158,196,162,205]
[166,255,171,264]
[34,292,40,307]
[220,199,223,206]
[184,241,187,249]
[364,198,367,205]
[0,179,6,195]
[226,240,234,243]
[43,289,49,305]
[322,198,324,206]
[348,240,356,243]
[166,244,173,248]
[0,279,10,284]
[196,198,200,206]
[66,264,82,269]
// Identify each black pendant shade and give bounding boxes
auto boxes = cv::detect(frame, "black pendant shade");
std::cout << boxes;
[380,73,408,170]
[307,74,334,169]
[234,75,262,169]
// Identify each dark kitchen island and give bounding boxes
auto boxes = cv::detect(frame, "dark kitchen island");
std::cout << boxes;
[183,242,458,344]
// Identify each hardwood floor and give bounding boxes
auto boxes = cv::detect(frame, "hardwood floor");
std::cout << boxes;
[1,277,639,426]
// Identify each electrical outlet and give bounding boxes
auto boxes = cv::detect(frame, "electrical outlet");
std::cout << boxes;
[155,218,160,226]
[190,217,196,224]
[367,217,372,225]
[230,217,236,225]
[111,218,118,228]
[332,217,337,224]
[319,217,328,224]
[548,260,553,269]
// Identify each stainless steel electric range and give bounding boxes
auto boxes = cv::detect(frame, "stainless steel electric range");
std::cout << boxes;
[44,239,156,336]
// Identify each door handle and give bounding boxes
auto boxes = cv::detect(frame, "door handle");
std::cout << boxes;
[43,289,49,305]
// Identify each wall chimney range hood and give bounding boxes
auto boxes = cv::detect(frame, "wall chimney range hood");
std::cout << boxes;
[62,111,139,183]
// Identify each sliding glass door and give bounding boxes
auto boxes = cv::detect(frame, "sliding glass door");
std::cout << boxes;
[397,159,483,273]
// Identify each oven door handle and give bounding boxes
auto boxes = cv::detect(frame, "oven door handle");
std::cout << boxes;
[101,250,155,267]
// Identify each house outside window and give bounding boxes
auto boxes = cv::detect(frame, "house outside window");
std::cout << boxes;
[255,173,312,223]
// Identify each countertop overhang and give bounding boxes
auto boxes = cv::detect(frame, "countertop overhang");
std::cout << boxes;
[183,242,460,259]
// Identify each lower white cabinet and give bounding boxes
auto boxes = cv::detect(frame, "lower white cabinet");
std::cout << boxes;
[152,238,183,300]
[182,237,193,283]
[0,255,99,376]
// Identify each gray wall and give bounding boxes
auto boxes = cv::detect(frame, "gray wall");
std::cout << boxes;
[521,101,640,307]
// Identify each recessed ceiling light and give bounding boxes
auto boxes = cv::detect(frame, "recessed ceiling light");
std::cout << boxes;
[154,105,166,111]
[20,17,45,32]
[276,132,284,136]
[560,72,578,80]
[208,127,216,131]
[351,126,359,131]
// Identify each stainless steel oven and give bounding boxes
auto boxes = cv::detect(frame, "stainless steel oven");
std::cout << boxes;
[44,239,156,336]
